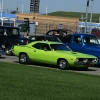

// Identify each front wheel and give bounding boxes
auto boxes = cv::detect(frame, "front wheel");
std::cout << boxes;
[5,46,13,56]
[57,59,70,70]
[19,53,30,64]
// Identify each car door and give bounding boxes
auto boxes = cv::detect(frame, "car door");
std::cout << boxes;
[69,36,85,53]
[32,43,53,63]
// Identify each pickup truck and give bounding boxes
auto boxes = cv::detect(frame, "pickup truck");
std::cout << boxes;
[0,26,32,55]
[64,33,100,65]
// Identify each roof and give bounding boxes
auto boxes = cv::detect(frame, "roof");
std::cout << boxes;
[79,22,100,27]
[28,41,63,46]
[0,26,18,29]
[0,12,16,18]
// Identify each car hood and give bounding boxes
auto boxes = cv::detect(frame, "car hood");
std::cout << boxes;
[55,51,96,58]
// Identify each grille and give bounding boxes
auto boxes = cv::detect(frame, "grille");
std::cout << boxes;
[79,58,95,62]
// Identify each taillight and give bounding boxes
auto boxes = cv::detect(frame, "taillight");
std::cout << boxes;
[26,40,28,44]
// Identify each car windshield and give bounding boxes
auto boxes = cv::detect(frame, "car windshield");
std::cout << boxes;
[83,36,99,45]
[6,28,19,35]
[50,44,71,51]
[0,27,20,36]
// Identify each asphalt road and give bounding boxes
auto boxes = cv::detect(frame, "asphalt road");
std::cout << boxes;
[0,55,100,76]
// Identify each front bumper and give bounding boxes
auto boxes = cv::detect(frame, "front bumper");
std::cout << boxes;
[74,61,97,67]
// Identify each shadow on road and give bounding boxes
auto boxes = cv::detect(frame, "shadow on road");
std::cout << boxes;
[13,61,97,71]
[0,56,6,59]
[70,67,96,71]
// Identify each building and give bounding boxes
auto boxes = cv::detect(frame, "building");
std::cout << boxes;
[0,12,16,26]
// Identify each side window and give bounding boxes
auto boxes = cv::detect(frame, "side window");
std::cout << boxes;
[31,36,36,40]
[73,36,81,44]
[40,44,51,51]
[53,31,59,35]
[32,43,51,50]
[36,37,45,41]
[62,31,67,36]
[47,31,54,35]
[83,37,98,44]
[33,43,43,49]
[6,29,13,35]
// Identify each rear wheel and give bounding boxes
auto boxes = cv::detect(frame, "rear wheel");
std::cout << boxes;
[19,53,30,64]
[57,59,70,70]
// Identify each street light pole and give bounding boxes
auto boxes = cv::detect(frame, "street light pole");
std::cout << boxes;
[85,0,90,33]
[22,4,24,14]
[46,6,48,16]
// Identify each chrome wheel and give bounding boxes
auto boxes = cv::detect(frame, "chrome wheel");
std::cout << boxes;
[58,59,69,70]
[5,47,12,55]
[19,53,30,64]
[20,54,27,63]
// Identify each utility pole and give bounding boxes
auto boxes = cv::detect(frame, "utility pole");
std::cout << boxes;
[6,0,8,12]
[89,0,94,34]
[17,0,19,12]
[22,4,24,13]
[85,0,90,33]
[46,6,48,16]
[80,15,83,33]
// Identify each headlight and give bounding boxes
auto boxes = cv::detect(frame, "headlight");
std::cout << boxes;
[83,59,88,63]
[2,45,5,49]
[75,58,79,62]
[92,58,97,63]
[21,40,24,42]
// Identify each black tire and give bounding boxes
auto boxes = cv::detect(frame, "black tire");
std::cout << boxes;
[5,46,13,56]
[57,59,70,70]
[19,53,30,64]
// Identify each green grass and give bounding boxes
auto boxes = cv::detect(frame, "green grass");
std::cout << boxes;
[46,11,100,23]
[0,62,100,100]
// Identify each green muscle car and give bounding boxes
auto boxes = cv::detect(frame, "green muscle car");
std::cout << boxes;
[11,41,97,70]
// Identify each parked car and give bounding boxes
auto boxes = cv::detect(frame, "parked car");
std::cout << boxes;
[0,26,33,55]
[28,35,61,42]
[46,29,100,65]
[54,33,100,65]
[11,41,97,70]
[46,29,74,42]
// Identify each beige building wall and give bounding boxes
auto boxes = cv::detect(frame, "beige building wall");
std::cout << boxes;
[16,13,79,33]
